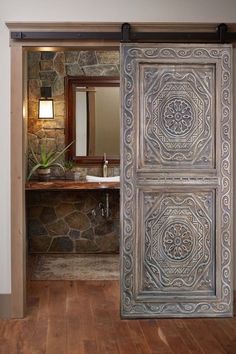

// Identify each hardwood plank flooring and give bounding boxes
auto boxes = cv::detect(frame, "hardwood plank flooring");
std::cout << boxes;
[0,281,236,354]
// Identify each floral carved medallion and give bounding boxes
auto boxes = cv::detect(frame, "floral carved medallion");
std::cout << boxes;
[163,98,194,136]
[163,222,194,260]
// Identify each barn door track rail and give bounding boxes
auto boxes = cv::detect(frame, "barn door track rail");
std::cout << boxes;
[10,23,236,43]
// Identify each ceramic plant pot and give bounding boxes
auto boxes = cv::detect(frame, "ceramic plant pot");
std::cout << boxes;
[65,170,81,180]
[37,167,51,181]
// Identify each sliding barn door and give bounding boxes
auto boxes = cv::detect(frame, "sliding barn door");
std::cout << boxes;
[120,44,233,318]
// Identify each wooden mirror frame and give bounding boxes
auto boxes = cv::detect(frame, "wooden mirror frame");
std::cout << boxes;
[65,75,120,165]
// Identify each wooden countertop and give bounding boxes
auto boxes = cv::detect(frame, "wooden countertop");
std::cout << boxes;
[25,179,120,190]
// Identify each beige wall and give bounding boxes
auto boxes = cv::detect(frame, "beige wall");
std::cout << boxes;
[95,87,120,156]
[1,0,236,294]
[233,48,236,293]
[0,21,11,294]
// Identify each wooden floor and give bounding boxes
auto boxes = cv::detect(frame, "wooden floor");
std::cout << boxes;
[0,281,236,354]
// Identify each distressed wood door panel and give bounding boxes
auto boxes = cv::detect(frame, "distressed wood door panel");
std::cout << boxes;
[138,190,215,298]
[139,63,215,169]
[120,44,233,318]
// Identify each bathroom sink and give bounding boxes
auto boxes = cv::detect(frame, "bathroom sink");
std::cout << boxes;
[86,175,120,182]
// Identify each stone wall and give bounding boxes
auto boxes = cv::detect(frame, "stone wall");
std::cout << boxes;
[27,49,120,253]
[27,49,120,177]
[27,190,119,254]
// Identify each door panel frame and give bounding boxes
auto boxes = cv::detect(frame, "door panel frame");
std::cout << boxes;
[121,43,233,318]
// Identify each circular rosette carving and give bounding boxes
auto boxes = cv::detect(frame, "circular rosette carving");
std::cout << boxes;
[163,98,194,135]
[163,223,193,260]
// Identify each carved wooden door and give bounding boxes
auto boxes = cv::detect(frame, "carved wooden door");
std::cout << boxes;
[120,44,233,318]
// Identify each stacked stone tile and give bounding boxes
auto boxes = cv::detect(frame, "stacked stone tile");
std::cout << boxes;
[27,190,120,254]
[27,49,120,253]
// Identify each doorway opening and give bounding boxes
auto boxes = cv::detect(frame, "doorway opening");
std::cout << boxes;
[25,46,121,308]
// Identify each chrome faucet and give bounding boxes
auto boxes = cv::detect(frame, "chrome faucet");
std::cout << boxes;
[103,153,108,177]
[99,192,110,219]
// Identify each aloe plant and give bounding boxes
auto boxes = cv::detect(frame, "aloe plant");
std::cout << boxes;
[64,159,77,171]
[27,141,74,181]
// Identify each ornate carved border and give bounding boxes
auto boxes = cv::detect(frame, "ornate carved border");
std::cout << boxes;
[121,44,233,317]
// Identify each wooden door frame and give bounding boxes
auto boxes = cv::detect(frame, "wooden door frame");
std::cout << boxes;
[8,24,122,318]
[7,21,236,318]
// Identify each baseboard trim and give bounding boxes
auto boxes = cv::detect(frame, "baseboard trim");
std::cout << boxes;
[0,294,11,319]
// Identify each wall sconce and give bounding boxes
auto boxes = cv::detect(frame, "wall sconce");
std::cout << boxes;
[38,87,54,119]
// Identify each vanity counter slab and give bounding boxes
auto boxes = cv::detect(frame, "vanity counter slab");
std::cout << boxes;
[25,179,120,191]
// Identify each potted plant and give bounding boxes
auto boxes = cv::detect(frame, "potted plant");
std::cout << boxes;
[27,141,74,181]
[64,159,81,180]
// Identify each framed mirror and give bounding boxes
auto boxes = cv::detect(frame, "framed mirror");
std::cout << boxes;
[65,76,120,165]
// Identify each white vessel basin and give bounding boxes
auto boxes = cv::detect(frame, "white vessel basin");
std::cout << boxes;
[86,175,120,182]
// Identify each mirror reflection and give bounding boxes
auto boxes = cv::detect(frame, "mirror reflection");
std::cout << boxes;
[75,86,120,156]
